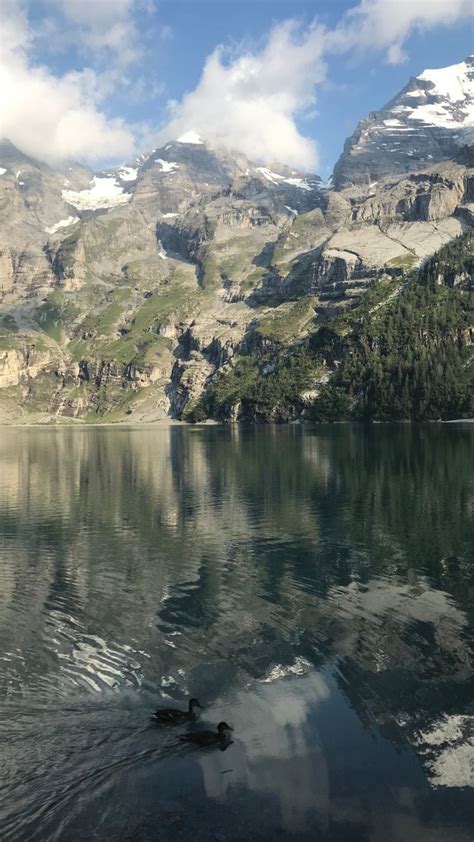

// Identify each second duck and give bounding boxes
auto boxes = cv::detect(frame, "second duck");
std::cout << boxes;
[151,697,202,724]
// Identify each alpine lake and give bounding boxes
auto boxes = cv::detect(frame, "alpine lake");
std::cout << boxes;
[0,423,473,841]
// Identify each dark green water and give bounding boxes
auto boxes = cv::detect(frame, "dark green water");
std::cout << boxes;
[0,424,473,841]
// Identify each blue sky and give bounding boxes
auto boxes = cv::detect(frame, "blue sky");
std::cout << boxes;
[1,0,473,175]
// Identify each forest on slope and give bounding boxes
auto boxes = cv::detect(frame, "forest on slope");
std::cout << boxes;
[192,229,473,423]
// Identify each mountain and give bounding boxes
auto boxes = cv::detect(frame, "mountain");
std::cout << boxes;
[0,139,92,298]
[0,59,472,424]
[333,56,474,189]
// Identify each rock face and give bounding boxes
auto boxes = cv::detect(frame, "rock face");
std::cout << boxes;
[0,139,93,300]
[0,59,472,423]
[334,56,474,189]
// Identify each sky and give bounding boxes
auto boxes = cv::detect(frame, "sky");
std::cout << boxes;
[0,0,472,177]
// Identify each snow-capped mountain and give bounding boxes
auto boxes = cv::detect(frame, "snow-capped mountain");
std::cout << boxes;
[0,58,472,422]
[334,56,474,188]
[61,134,322,217]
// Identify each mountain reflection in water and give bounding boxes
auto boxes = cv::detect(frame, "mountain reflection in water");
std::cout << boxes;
[0,424,473,841]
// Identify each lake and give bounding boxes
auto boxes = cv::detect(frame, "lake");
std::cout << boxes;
[0,424,473,841]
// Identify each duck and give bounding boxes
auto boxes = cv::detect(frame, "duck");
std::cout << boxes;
[151,697,202,724]
[180,721,233,747]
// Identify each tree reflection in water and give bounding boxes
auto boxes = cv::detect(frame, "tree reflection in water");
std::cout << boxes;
[0,424,472,840]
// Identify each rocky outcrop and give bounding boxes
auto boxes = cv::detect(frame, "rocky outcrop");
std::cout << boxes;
[351,162,469,224]
[0,345,59,388]
[168,354,215,417]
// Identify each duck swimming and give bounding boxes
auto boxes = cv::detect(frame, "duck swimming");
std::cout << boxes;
[180,721,233,747]
[151,698,202,724]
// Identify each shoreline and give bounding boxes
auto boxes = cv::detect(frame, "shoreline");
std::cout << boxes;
[0,417,472,429]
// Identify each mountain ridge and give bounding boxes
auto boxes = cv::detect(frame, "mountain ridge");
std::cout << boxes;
[333,55,474,189]
[0,56,472,424]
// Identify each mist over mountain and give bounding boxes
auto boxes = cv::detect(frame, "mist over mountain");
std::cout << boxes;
[0,57,472,423]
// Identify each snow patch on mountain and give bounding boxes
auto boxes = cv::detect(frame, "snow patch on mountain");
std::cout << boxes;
[118,166,138,182]
[256,167,314,191]
[63,176,132,211]
[156,159,179,173]
[256,166,285,185]
[408,103,471,128]
[403,58,474,129]
[45,215,80,235]
[419,59,474,103]
[284,176,313,191]
[177,131,203,145]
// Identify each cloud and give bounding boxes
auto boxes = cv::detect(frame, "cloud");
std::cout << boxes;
[332,0,474,64]
[1,0,472,169]
[0,0,136,163]
[48,0,146,66]
[161,20,327,171]
[161,1,473,170]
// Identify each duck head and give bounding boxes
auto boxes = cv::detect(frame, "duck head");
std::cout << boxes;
[189,698,202,712]
[217,721,233,739]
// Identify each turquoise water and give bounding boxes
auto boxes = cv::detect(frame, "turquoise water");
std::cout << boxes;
[0,424,473,840]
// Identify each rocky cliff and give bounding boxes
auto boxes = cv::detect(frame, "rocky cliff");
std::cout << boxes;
[0,59,472,424]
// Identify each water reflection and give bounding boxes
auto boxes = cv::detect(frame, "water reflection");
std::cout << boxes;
[0,424,473,840]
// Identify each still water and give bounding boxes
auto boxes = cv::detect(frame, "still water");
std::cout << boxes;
[0,424,473,841]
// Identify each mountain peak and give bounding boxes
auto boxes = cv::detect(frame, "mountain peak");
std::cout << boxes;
[333,55,474,189]
[402,56,474,128]
[417,56,473,106]
[176,131,204,145]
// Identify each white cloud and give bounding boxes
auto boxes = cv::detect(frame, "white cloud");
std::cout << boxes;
[332,0,474,64]
[0,0,472,169]
[160,20,327,171]
[0,0,136,163]
[0,0,29,53]
[49,0,144,65]
[160,1,473,169]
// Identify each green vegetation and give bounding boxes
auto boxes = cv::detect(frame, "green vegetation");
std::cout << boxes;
[387,253,418,271]
[79,287,131,339]
[34,292,80,342]
[256,298,317,342]
[201,230,473,422]
[184,401,208,423]
[199,348,321,421]
[311,231,473,421]
[418,228,473,288]
[70,272,197,371]
[0,314,18,334]
[240,267,266,293]
[131,283,195,332]
[198,245,220,289]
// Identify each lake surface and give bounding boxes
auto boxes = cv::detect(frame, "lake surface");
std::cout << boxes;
[0,424,473,841]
